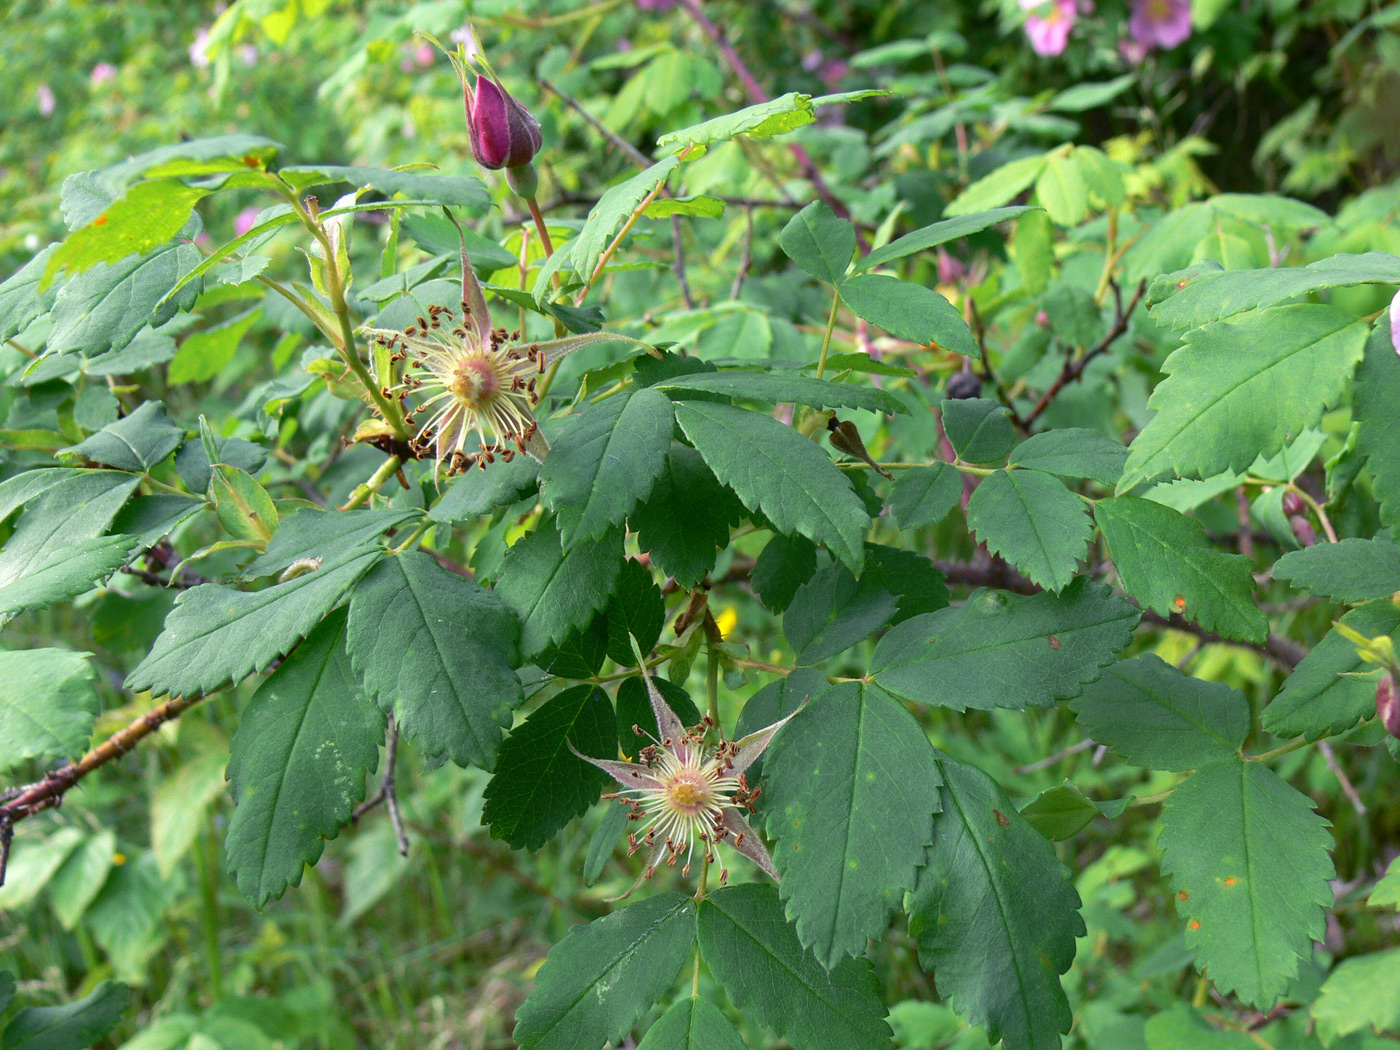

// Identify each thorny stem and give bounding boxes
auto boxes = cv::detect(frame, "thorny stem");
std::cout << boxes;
[340,454,403,510]
[1025,278,1146,425]
[816,284,842,379]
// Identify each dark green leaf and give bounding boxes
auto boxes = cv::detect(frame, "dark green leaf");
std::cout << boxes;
[1158,758,1334,1009]
[1070,655,1250,770]
[907,755,1083,1050]
[784,564,898,664]
[733,667,828,782]
[675,401,869,573]
[173,434,268,495]
[0,246,60,342]
[0,972,12,1015]
[584,802,632,888]
[428,455,539,522]
[752,533,819,613]
[107,495,200,550]
[514,892,697,1050]
[0,534,135,619]
[941,398,1017,463]
[0,649,99,772]
[495,518,625,657]
[1273,536,1400,602]
[1008,429,1128,486]
[840,275,978,356]
[0,980,128,1050]
[764,682,941,966]
[57,401,185,472]
[1018,782,1099,840]
[540,388,674,549]
[347,552,522,769]
[967,469,1092,592]
[482,685,616,851]
[538,615,610,679]
[863,543,950,623]
[605,559,665,666]
[636,996,749,1050]
[1354,323,1400,532]
[855,207,1035,272]
[224,609,384,907]
[0,471,139,590]
[870,579,1139,710]
[653,371,907,416]
[277,165,489,209]
[780,201,857,285]
[1096,496,1267,643]
[630,444,742,588]
[698,883,892,1050]
[889,464,963,530]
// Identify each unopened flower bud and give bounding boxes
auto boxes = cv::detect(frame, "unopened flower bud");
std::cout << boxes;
[1290,515,1316,547]
[1281,491,1305,516]
[464,73,542,171]
[1035,309,1050,327]
[1378,673,1400,738]
[937,248,967,286]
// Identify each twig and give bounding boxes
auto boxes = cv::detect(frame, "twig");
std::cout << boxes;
[730,204,755,301]
[1319,740,1368,816]
[352,718,410,856]
[1025,278,1146,425]
[671,214,695,310]
[541,79,652,168]
[1014,738,1095,774]
[968,299,1028,430]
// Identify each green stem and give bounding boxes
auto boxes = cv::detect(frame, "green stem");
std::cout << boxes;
[705,634,720,730]
[390,520,432,554]
[341,455,403,510]
[815,283,841,379]
[195,820,224,1001]
[1247,737,1310,762]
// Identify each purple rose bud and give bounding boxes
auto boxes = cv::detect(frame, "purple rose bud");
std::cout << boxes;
[937,248,967,286]
[1378,673,1400,738]
[465,73,542,171]
[1290,516,1316,547]
[1281,491,1305,516]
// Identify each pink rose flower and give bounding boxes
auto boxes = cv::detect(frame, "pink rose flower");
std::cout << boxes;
[234,206,261,238]
[1021,0,1077,56]
[1129,0,1192,50]
[90,62,117,85]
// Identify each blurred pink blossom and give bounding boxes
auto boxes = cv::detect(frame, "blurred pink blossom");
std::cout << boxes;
[449,26,480,62]
[802,50,824,73]
[1119,37,1150,63]
[1389,287,1400,357]
[239,44,258,66]
[190,28,211,68]
[937,249,967,286]
[637,0,679,9]
[37,83,56,117]
[1129,0,1192,49]
[1020,0,1076,56]
[233,206,261,238]
[90,62,117,85]
[195,231,212,247]
[414,42,436,67]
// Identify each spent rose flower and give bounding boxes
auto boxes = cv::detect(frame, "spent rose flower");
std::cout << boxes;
[1021,0,1077,56]
[572,655,799,894]
[1129,0,1192,50]
[363,239,659,473]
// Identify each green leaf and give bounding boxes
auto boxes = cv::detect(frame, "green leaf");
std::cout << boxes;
[942,398,1017,463]
[168,308,262,384]
[1142,1005,1257,1050]
[864,543,949,623]
[1018,782,1099,840]
[1118,306,1369,491]
[0,471,139,590]
[1150,253,1400,330]
[428,455,539,522]
[855,207,1035,272]
[616,675,702,754]
[0,981,129,1050]
[0,246,60,342]
[46,241,202,357]
[242,508,416,580]
[697,883,892,1050]
[224,609,384,907]
[1354,323,1400,532]
[583,802,631,888]
[643,194,725,219]
[1049,74,1136,111]
[1070,655,1250,770]
[764,682,941,966]
[1311,948,1400,1045]
[636,997,749,1050]
[83,852,176,983]
[1371,856,1400,910]
[733,668,827,781]
[1159,758,1334,1008]
[967,469,1092,592]
[0,829,84,911]
[605,558,665,665]
[630,444,742,588]
[780,202,857,285]
[1262,600,1400,739]
[47,180,206,282]
[839,275,978,356]
[495,518,624,657]
[47,830,117,929]
[540,388,674,549]
[1273,537,1400,602]
[347,552,522,769]
[889,464,962,530]
[752,533,819,613]
[1008,429,1128,486]
[0,974,11,1016]
[57,401,185,472]
[653,371,907,416]
[125,546,384,699]
[0,534,136,619]
[151,745,227,880]
[907,755,1084,1050]
[482,685,616,851]
[277,165,489,209]
[99,134,281,188]
[0,649,99,771]
[1095,496,1267,643]
[571,157,681,288]
[870,579,1139,711]
[784,564,898,664]
[945,154,1049,218]
[657,92,817,154]
[1035,150,1089,226]
[174,434,267,495]
[514,892,697,1050]
[674,401,869,573]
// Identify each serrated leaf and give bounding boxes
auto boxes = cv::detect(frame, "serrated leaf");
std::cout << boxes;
[942,398,1017,463]
[1008,428,1128,486]
[967,469,1092,592]
[840,275,978,356]
[0,471,139,590]
[1096,496,1267,643]
[1273,537,1400,602]
[347,552,522,769]
[242,508,416,580]
[1311,948,1400,1045]
[571,157,680,287]
[514,892,697,1050]
[944,154,1049,218]
[657,92,816,154]
[168,308,261,384]
[125,546,383,699]
[83,851,177,983]
[0,246,60,342]
[1158,758,1334,1008]
[224,609,383,907]
[48,180,207,282]
[780,202,856,285]
[889,464,962,529]
[1119,306,1369,491]
[783,565,898,664]
[636,997,748,1050]
[0,981,129,1050]
[605,559,665,666]
[47,830,117,930]
[0,534,136,618]
[584,803,632,888]
[907,755,1083,1050]
[630,444,742,588]
[855,207,1035,272]
[674,401,869,573]
[764,682,941,966]
[540,388,674,548]
[870,579,1139,710]
[428,455,539,522]
[864,543,949,623]
[752,533,818,613]
[1354,323,1400,531]
[57,401,185,472]
[697,883,892,1050]
[1070,655,1250,770]
[495,518,624,657]
[1262,600,1400,739]
[277,165,489,209]
[653,370,907,415]
[0,649,99,771]
[482,685,616,851]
